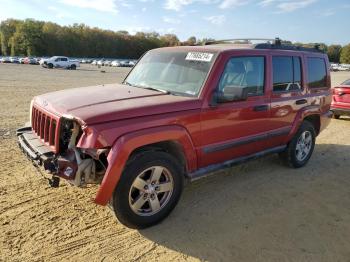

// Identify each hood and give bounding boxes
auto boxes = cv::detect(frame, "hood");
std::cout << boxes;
[34,83,201,124]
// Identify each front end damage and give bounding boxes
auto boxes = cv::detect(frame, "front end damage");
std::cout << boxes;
[17,105,109,188]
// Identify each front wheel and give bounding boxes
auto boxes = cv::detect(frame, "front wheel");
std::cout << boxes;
[279,121,316,168]
[112,151,184,229]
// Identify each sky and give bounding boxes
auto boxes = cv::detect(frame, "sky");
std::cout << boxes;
[0,0,349,45]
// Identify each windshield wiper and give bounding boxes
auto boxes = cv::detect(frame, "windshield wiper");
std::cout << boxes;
[140,86,170,94]
[123,81,170,94]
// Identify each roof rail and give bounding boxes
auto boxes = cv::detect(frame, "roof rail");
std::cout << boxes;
[204,38,279,45]
[204,37,325,53]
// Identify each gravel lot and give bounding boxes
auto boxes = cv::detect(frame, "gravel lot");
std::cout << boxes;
[1,64,350,262]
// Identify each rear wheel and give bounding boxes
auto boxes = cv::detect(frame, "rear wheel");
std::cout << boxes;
[279,121,316,168]
[112,151,184,229]
[70,64,76,70]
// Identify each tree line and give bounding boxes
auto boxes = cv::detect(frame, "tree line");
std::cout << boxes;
[1,18,350,63]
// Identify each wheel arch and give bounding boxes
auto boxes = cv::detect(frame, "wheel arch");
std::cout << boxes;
[94,125,197,205]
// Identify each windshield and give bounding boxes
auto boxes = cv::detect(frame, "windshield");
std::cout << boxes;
[341,79,350,86]
[124,50,217,96]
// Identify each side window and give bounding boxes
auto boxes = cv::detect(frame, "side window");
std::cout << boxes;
[307,58,327,88]
[272,56,302,92]
[61,58,68,62]
[55,58,60,62]
[218,56,265,96]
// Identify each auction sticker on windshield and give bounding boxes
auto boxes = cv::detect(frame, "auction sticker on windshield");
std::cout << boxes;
[185,52,213,62]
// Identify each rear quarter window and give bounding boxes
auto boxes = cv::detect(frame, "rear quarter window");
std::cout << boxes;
[307,57,327,88]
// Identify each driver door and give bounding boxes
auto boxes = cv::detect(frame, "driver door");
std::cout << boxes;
[199,55,273,167]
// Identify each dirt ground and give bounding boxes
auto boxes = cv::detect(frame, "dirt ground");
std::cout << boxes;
[1,63,350,262]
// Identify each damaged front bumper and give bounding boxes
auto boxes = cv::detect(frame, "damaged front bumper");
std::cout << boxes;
[17,125,104,187]
[17,125,55,169]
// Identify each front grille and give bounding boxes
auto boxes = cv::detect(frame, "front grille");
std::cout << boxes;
[31,106,60,153]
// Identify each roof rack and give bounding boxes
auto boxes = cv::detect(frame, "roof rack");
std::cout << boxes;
[204,37,324,53]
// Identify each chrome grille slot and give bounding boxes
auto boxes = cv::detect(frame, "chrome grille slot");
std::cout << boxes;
[31,106,59,152]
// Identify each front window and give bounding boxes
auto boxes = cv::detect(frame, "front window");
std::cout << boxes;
[124,50,217,96]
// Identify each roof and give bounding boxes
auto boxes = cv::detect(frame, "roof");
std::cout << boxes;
[153,38,325,54]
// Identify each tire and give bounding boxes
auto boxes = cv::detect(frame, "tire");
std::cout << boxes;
[333,114,340,119]
[279,121,316,168]
[70,64,76,70]
[112,151,184,229]
[48,63,53,69]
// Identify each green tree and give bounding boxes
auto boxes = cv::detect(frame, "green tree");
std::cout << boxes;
[0,19,21,55]
[327,45,342,63]
[159,34,180,46]
[340,44,350,64]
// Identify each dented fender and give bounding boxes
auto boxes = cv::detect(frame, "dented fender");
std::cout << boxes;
[94,125,197,205]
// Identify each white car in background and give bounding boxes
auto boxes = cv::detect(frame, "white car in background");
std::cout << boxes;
[42,56,80,69]
[111,60,121,67]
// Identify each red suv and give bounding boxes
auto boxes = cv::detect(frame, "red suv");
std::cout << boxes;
[17,39,332,228]
[331,79,350,119]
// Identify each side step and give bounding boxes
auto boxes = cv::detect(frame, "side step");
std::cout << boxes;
[188,145,286,181]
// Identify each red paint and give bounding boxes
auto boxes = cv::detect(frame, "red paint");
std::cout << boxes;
[331,83,350,112]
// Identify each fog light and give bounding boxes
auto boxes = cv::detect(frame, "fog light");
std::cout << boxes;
[64,167,74,177]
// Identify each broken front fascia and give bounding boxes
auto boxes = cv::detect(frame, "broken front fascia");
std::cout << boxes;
[57,117,109,187]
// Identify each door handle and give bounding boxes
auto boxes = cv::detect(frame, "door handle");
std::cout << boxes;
[253,105,269,112]
[296,99,307,105]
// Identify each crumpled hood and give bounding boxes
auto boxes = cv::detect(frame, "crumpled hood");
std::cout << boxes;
[33,83,200,124]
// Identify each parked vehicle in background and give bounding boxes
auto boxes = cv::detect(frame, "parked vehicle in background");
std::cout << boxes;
[331,79,350,119]
[10,57,20,63]
[23,57,38,65]
[111,60,121,67]
[91,60,98,65]
[104,60,112,67]
[129,60,136,67]
[17,38,332,229]
[119,60,130,67]
[97,59,104,66]
[1,57,11,63]
[42,56,80,69]
[39,58,48,66]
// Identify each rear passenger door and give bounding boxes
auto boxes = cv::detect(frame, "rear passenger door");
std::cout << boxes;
[267,53,306,147]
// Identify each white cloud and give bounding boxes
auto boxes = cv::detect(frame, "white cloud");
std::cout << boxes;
[204,15,226,25]
[276,0,317,13]
[60,0,118,13]
[163,16,181,24]
[142,7,147,12]
[219,0,249,9]
[319,9,335,17]
[258,0,278,7]
[164,0,195,11]
[164,0,216,11]
[258,0,318,13]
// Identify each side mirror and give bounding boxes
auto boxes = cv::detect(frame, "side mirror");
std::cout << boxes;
[215,85,248,104]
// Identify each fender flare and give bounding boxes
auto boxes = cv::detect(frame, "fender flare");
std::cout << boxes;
[285,105,321,143]
[94,125,197,205]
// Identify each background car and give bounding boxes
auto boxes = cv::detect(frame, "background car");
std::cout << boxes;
[1,57,11,63]
[10,57,20,63]
[331,79,350,119]
[111,60,121,67]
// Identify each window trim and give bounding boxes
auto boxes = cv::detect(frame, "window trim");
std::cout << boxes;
[272,55,303,94]
[216,55,267,98]
[306,57,328,89]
